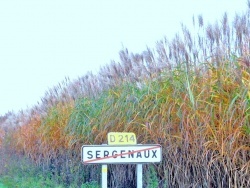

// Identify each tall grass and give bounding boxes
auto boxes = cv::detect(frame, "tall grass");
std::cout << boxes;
[1,2,250,187]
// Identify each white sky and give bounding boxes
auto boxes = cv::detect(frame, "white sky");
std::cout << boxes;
[0,0,248,115]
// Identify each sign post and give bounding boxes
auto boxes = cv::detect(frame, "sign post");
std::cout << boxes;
[137,163,143,188]
[102,164,108,188]
[101,144,108,188]
[81,132,162,187]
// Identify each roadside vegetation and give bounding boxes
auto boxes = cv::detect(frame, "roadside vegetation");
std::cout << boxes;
[1,2,250,187]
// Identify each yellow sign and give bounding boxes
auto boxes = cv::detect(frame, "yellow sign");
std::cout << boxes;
[108,132,137,145]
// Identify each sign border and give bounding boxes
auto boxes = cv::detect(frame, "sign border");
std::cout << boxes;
[81,144,162,164]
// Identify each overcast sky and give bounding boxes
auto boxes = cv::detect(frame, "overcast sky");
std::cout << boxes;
[0,0,248,115]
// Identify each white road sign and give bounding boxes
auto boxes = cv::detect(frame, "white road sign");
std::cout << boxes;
[81,144,162,164]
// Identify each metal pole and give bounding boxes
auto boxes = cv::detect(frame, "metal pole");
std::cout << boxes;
[102,144,108,188]
[102,164,108,188]
[137,164,143,188]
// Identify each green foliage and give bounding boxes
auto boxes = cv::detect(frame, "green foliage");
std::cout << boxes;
[0,182,7,188]
[0,154,58,188]
[146,165,159,188]
[81,181,100,188]
[242,125,250,135]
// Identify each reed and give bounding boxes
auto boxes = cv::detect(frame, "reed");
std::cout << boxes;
[1,2,250,187]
